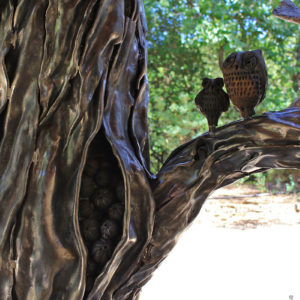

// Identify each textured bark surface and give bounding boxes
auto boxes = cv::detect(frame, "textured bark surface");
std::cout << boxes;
[0,1,299,300]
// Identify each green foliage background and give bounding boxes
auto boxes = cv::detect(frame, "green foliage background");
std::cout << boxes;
[144,0,300,183]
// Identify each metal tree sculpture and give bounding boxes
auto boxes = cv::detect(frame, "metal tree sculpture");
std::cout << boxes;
[0,1,299,300]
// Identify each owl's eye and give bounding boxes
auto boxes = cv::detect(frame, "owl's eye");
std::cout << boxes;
[243,54,257,70]
[223,52,237,68]
[202,78,210,88]
[214,78,224,88]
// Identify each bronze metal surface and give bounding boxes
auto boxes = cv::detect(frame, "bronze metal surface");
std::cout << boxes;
[0,1,298,299]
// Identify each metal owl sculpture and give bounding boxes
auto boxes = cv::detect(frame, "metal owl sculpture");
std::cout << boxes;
[195,77,230,132]
[222,49,268,119]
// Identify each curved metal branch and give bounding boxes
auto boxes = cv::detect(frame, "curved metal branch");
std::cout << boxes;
[273,0,300,24]
[119,107,300,297]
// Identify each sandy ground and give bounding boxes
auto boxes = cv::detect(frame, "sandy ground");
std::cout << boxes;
[140,184,300,300]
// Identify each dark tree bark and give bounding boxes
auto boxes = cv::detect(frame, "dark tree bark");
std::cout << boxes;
[0,1,299,300]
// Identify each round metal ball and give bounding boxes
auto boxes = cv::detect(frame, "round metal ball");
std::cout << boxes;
[92,188,114,210]
[80,175,97,198]
[94,169,111,187]
[100,219,120,240]
[81,218,100,242]
[92,239,113,265]
[108,202,124,221]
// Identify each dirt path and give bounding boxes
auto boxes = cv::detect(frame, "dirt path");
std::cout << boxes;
[140,183,300,300]
[199,184,300,229]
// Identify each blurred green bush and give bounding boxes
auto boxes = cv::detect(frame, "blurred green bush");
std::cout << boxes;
[144,0,299,192]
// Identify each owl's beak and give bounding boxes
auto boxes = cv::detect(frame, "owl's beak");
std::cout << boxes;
[234,55,242,70]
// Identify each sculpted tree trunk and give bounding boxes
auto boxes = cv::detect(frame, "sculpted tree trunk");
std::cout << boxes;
[0,1,299,300]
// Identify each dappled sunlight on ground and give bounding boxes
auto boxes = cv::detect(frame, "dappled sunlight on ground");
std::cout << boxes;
[140,183,300,300]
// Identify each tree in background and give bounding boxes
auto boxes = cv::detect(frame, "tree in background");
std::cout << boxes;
[145,0,300,171]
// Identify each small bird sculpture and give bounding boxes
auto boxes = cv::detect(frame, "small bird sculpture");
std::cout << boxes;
[195,77,230,132]
[222,49,268,119]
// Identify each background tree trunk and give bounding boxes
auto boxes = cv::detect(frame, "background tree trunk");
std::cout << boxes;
[0,1,299,300]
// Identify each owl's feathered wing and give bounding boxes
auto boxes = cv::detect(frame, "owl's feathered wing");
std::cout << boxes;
[220,90,230,112]
[195,90,208,115]
[257,68,268,104]
[194,90,204,108]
